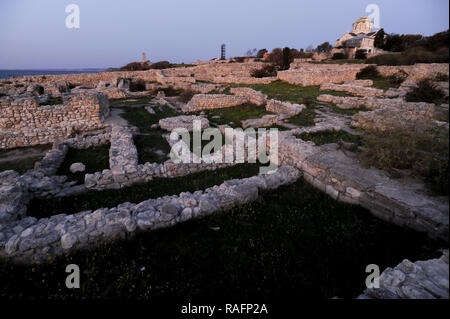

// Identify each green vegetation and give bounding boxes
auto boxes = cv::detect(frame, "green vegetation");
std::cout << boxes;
[0,144,52,174]
[250,64,277,78]
[360,123,449,195]
[27,163,261,218]
[119,105,178,132]
[204,103,273,128]
[241,81,351,104]
[134,132,170,164]
[56,144,110,184]
[2,177,441,300]
[405,79,447,104]
[356,66,405,91]
[285,106,317,127]
[109,96,154,107]
[39,97,63,106]
[296,130,362,146]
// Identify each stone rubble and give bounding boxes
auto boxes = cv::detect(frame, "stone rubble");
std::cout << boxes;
[0,165,300,263]
[358,250,449,299]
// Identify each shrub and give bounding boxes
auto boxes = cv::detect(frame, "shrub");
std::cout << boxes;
[434,73,449,82]
[149,61,171,69]
[232,57,246,63]
[332,53,346,60]
[256,49,268,59]
[179,89,195,103]
[405,79,446,104]
[355,49,367,60]
[120,62,149,71]
[129,79,146,92]
[387,71,408,86]
[251,64,277,78]
[366,46,449,65]
[359,122,449,195]
[356,66,380,79]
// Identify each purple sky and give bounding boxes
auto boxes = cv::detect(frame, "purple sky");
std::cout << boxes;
[0,0,448,69]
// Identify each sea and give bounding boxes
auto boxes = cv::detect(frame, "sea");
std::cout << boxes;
[0,69,105,79]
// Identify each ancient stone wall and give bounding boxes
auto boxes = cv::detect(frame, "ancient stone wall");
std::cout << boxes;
[278,63,368,86]
[377,63,449,83]
[0,92,109,149]
[320,82,385,97]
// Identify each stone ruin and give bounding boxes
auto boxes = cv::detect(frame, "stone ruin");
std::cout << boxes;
[0,92,109,149]
[0,59,448,299]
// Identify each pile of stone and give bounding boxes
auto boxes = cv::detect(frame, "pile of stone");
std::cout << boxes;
[109,126,139,185]
[320,82,384,97]
[359,250,449,299]
[159,115,210,132]
[266,99,305,117]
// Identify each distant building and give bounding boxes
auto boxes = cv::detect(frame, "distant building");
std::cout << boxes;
[334,16,384,58]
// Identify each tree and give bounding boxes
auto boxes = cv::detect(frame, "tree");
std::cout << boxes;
[256,49,268,58]
[268,48,283,68]
[316,42,333,54]
[305,44,314,52]
[282,47,291,70]
[355,49,367,60]
[374,28,385,48]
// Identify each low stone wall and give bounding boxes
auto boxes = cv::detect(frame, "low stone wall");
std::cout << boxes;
[351,103,435,131]
[266,99,305,116]
[0,92,110,149]
[109,126,139,185]
[377,63,449,83]
[241,115,279,129]
[320,82,385,97]
[343,79,374,87]
[182,92,265,113]
[159,115,209,132]
[358,250,449,299]
[0,165,300,263]
[229,87,268,105]
[212,76,276,85]
[275,131,448,241]
[278,63,368,86]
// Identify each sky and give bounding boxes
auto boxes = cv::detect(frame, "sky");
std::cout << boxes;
[0,0,448,69]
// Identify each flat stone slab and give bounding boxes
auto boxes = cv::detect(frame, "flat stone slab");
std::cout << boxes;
[159,115,209,132]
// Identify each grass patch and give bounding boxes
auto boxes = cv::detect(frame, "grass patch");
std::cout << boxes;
[204,103,273,128]
[360,123,449,195]
[240,81,351,104]
[110,96,154,107]
[119,105,178,133]
[296,130,363,146]
[27,163,261,218]
[327,104,371,116]
[134,132,170,164]
[3,177,442,300]
[56,144,110,184]
[285,106,317,127]
[0,144,52,174]
[39,97,63,106]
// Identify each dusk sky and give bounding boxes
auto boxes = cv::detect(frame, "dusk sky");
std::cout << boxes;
[0,0,448,69]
